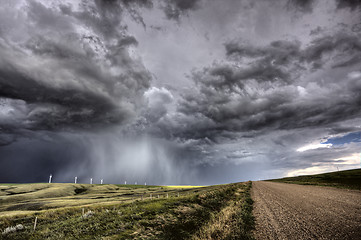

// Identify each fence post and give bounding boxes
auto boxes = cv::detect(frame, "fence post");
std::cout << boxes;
[33,217,38,231]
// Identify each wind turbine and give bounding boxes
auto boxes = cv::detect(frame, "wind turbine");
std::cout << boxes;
[49,174,52,184]
[90,178,93,184]
[74,176,77,184]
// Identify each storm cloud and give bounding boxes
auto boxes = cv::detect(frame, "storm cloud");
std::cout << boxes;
[161,0,202,20]
[0,0,151,134]
[0,0,361,184]
[176,31,361,136]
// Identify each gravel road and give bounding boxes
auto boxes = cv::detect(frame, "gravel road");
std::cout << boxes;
[252,181,361,240]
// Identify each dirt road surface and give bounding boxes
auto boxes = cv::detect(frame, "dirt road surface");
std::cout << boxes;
[252,181,361,240]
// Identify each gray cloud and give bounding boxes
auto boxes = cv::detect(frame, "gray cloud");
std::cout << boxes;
[286,0,361,14]
[0,0,152,134]
[286,0,315,13]
[336,0,361,10]
[1,0,361,184]
[144,87,174,122]
[174,30,361,140]
[161,0,202,20]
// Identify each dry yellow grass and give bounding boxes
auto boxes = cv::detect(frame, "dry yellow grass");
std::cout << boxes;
[165,185,205,189]
[191,183,253,240]
[0,182,254,239]
[0,183,204,218]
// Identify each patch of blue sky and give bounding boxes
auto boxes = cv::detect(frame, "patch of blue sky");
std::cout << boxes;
[324,132,361,145]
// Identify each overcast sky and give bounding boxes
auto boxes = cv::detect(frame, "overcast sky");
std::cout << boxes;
[0,0,360,185]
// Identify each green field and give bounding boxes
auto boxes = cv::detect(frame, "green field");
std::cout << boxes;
[0,182,254,239]
[269,168,361,190]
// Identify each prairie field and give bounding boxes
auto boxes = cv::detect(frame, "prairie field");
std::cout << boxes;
[268,168,361,190]
[0,182,254,239]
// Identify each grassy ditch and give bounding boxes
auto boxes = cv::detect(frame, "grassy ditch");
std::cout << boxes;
[192,181,254,240]
[0,182,255,239]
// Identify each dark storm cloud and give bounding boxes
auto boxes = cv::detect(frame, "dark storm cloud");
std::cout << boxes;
[286,0,315,13]
[175,30,361,140]
[61,0,152,32]
[286,0,361,14]
[1,0,361,184]
[0,135,89,183]
[0,66,127,130]
[0,0,152,134]
[161,0,202,20]
[304,32,361,69]
[226,31,361,71]
[0,0,207,184]
[0,130,201,184]
[0,134,16,147]
[336,0,361,10]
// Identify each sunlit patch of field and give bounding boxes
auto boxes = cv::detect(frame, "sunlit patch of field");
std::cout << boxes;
[0,182,254,239]
[269,168,361,190]
[165,185,205,189]
[0,183,201,217]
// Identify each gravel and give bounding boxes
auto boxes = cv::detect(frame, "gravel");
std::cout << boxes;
[252,181,361,240]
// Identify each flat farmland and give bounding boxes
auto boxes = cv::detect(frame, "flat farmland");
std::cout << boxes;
[0,182,254,239]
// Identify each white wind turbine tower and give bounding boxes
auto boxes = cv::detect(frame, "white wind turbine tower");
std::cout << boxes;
[74,176,77,184]
[90,178,93,184]
[48,174,52,184]
[100,179,103,184]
